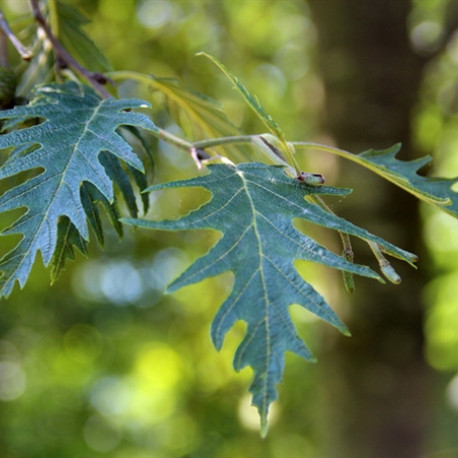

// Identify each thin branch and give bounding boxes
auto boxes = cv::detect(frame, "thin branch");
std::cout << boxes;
[152,126,210,163]
[193,134,256,150]
[29,0,111,98]
[0,8,33,61]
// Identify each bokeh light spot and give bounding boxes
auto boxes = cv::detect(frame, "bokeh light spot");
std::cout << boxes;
[0,361,26,401]
[90,376,132,416]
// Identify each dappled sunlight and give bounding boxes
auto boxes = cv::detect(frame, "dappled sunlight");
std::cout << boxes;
[133,343,182,391]
[425,273,458,370]
[99,263,143,305]
[119,342,185,425]
[424,209,458,264]
[136,0,179,31]
[289,303,319,325]
[73,259,143,304]
[294,258,347,312]
[2,0,458,456]
[446,374,458,410]
[90,376,132,416]
[238,394,279,433]
[410,21,444,54]
[0,361,26,401]
[72,247,189,306]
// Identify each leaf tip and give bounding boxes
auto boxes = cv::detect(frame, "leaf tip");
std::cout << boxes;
[337,322,351,337]
[195,51,212,61]
[381,264,402,284]
[342,271,355,293]
[164,278,181,294]
[260,415,269,439]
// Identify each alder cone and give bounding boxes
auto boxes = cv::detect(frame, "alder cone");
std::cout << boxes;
[0,67,17,109]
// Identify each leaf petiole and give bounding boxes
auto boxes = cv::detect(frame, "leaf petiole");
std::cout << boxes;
[368,241,401,284]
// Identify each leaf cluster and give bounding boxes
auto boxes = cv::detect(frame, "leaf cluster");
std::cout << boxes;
[0,0,457,435]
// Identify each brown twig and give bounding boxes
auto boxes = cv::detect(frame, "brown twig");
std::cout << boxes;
[0,8,33,62]
[29,0,112,98]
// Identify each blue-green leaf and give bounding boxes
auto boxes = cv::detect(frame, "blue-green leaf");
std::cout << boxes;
[124,162,417,430]
[356,144,458,218]
[301,142,458,219]
[0,81,157,296]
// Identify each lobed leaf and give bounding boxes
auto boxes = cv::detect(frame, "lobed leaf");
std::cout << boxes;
[50,217,88,283]
[355,144,458,218]
[124,162,417,431]
[0,81,157,296]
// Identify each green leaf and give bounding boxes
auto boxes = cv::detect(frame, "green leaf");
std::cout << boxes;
[54,1,112,73]
[118,125,155,214]
[124,162,417,429]
[50,217,88,283]
[99,151,140,219]
[197,52,286,143]
[355,144,458,218]
[112,71,246,161]
[300,142,458,219]
[0,82,156,296]
[50,180,124,282]
[151,76,240,139]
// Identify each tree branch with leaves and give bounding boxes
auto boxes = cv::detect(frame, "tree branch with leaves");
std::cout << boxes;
[0,0,456,437]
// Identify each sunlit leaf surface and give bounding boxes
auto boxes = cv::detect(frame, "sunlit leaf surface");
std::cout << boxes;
[125,162,417,430]
[0,82,156,296]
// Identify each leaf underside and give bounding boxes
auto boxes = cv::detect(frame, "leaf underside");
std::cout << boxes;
[0,82,156,296]
[124,162,417,427]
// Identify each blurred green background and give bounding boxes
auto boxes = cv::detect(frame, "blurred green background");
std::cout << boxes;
[1,0,458,456]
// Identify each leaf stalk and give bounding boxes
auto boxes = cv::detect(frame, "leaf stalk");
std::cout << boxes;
[0,8,33,61]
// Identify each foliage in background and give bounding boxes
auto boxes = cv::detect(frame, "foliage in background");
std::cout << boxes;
[0,0,458,456]
[0,2,340,455]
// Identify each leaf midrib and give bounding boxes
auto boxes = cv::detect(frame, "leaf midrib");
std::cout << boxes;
[4,100,105,288]
[238,170,271,417]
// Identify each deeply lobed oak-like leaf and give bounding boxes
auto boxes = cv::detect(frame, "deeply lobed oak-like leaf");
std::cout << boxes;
[297,142,458,219]
[355,144,458,218]
[0,82,156,296]
[124,162,418,432]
